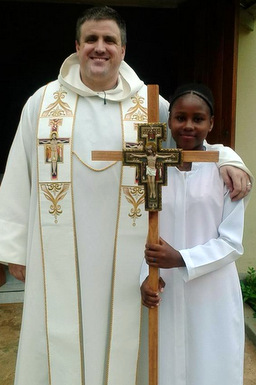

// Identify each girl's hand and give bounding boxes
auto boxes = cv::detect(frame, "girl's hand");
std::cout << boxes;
[145,237,185,269]
[140,276,165,308]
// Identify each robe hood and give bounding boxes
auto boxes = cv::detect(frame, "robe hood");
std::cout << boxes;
[58,53,144,102]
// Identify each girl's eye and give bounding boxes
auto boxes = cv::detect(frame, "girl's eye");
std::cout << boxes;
[176,116,184,122]
[194,117,204,123]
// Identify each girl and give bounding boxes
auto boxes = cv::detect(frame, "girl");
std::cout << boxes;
[140,83,245,385]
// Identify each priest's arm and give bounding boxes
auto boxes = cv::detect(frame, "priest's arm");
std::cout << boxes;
[160,101,253,201]
[204,142,253,202]
[0,90,41,282]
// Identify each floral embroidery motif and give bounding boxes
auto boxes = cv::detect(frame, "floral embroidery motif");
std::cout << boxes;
[124,93,147,122]
[41,87,73,117]
[40,182,70,223]
[123,186,145,226]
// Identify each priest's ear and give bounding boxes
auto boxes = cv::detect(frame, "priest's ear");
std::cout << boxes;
[121,45,126,60]
[75,40,80,53]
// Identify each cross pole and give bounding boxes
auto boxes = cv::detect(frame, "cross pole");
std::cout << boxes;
[92,85,219,385]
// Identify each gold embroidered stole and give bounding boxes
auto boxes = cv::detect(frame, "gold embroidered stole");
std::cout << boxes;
[106,88,148,385]
[37,81,83,385]
[37,81,149,385]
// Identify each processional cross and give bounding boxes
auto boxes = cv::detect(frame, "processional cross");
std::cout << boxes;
[92,85,219,385]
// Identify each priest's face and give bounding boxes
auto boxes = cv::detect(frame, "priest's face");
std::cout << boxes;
[76,19,126,91]
[169,94,214,151]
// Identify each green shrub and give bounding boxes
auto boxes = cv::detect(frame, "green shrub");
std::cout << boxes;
[240,267,256,318]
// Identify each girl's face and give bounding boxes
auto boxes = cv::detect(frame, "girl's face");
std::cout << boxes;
[168,94,214,151]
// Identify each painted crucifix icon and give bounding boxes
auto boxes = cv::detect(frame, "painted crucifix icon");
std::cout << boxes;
[92,85,219,385]
[38,118,70,180]
[123,123,182,210]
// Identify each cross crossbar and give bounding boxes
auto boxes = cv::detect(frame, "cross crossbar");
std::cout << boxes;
[92,146,218,211]
[92,149,218,163]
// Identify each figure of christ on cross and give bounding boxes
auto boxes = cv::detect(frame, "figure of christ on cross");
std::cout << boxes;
[39,132,70,180]
[92,85,219,385]
[48,133,59,177]
[131,144,159,199]
[124,129,182,210]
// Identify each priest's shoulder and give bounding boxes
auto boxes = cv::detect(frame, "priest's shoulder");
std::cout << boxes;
[22,80,59,118]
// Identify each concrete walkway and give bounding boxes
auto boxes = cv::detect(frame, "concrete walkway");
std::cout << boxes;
[1,268,256,384]
[0,301,256,385]
[244,335,256,385]
[244,303,256,385]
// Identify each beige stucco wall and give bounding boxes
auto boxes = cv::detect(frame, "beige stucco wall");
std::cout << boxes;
[235,20,256,274]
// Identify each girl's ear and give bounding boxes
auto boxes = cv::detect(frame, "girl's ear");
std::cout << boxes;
[168,112,171,126]
[209,115,214,132]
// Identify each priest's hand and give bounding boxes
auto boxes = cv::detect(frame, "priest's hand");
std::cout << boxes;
[220,165,252,201]
[145,237,185,269]
[8,263,26,282]
[140,276,165,308]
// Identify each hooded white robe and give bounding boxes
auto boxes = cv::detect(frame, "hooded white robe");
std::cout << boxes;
[0,53,252,385]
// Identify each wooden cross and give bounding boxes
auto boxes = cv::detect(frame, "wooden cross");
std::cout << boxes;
[92,85,219,385]
[38,119,70,180]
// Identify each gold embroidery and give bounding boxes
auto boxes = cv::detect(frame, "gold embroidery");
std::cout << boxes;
[124,93,147,121]
[72,150,118,172]
[40,182,70,223]
[41,87,73,117]
[123,186,145,226]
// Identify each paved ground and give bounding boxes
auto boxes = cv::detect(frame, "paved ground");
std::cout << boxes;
[0,302,256,385]
[244,335,256,385]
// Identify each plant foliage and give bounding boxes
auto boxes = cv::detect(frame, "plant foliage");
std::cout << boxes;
[240,267,256,318]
